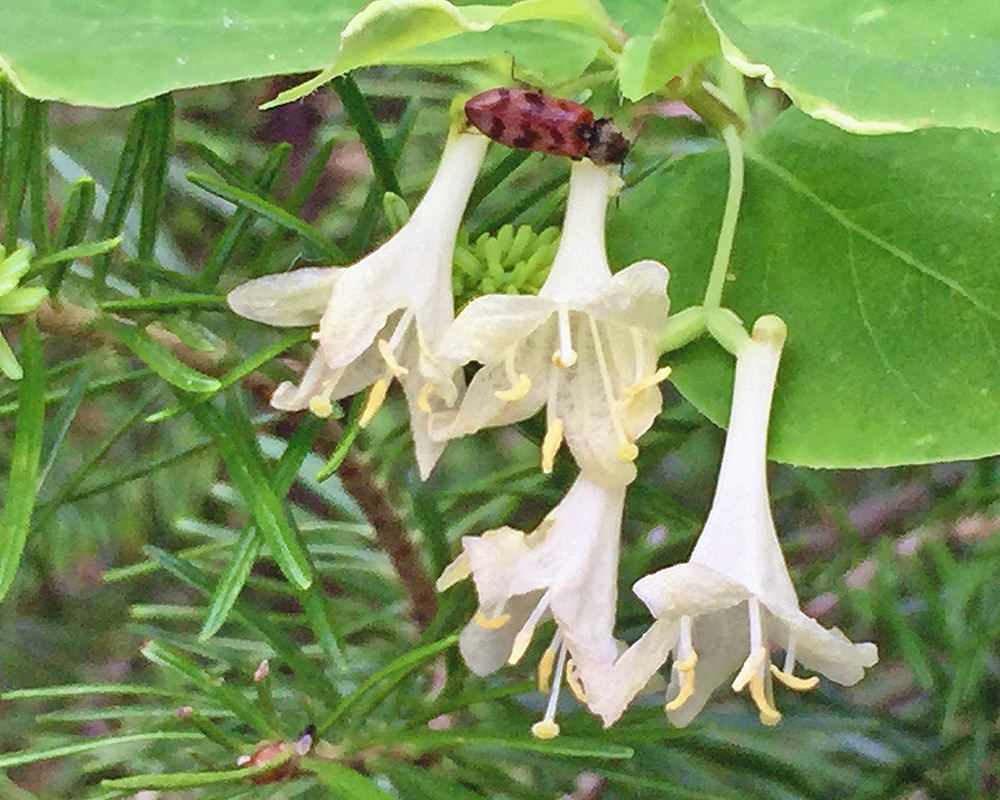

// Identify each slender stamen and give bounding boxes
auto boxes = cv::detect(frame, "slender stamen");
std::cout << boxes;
[565,658,587,703]
[631,329,646,384]
[732,599,782,725]
[474,610,511,630]
[586,316,637,462]
[541,418,564,473]
[552,308,577,368]
[531,640,568,740]
[537,632,563,692]
[376,339,409,377]
[623,366,673,399]
[771,636,819,691]
[508,591,552,665]
[358,379,389,426]
[374,308,416,379]
[665,616,698,711]
[770,664,820,692]
[496,351,532,401]
[417,382,435,413]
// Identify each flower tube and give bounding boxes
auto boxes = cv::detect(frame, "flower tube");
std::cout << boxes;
[588,316,878,727]
[227,131,489,478]
[437,473,626,738]
[429,158,671,488]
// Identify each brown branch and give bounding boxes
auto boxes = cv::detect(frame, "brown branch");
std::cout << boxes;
[32,299,438,629]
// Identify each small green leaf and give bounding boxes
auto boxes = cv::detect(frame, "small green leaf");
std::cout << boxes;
[0,320,45,599]
[317,634,458,734]
[618,0,720,101]
[96,317,221,393]
[186,172,345,263]
[140,639,271,731]
[99,294,226,314]
[389,731,634,759]
[198,526,262,640]
[186,401,313,590]
[93,107,147,295]
[138,94,173,268]
[101,760,288,790]
[0,732,200,769]
[305,760,396,800]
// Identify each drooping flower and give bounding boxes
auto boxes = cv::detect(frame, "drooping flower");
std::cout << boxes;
[588,316,878,728]
[227,131,489,478]
[437,473,626,738]
[428,158,671,488]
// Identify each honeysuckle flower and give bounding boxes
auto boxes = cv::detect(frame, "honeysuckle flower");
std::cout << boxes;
[227,131,489,478]
[588,316,878,728]
[428,158,671,488]
[0,246,47,380]
[437,473,626,739]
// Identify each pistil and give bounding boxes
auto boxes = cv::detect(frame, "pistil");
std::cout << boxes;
[552,308,577,368]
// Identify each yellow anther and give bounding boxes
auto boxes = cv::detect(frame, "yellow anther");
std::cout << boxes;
[376,339,409,377]
[434,553,470,591]
[564,659,587,704]
[731,647,766,692]
[474,610,511,630]
[508,628,534,665]
[309,396,334,418]
[530,720,560,740]
[623,366,673,399]
[541,418,565,474]
[770,665,820,692]
[417,382,435,413]
[748,674,782,726]
[616,442,639,462]
[358,380,389,426]
[537,647,557,692]
[551,350,577,369]
[495,372,532,402]
[665,650,698,711]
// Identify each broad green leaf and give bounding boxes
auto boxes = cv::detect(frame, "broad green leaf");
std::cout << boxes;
[264,0,620,107]
[609,109,1000,467]
[0,0,369,108]
[704,0,1000,133]
[618,0,720,101]
[0,320,44,599]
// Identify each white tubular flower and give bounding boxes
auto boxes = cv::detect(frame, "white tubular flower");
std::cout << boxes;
[227,131,489,479]
[437,474,626,739]
[430,158,671,488]
[589,316,878,728]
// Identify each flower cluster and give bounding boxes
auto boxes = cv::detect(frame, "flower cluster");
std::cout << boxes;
[228,113,877,736]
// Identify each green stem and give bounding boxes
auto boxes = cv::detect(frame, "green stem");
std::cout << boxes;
[702,126,744,311]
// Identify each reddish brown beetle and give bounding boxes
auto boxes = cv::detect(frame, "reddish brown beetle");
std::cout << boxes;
[465,88,629,165]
